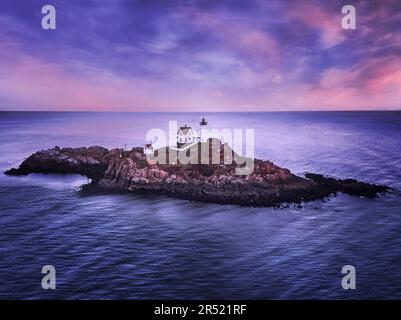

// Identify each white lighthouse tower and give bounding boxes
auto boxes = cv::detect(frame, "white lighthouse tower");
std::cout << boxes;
[199,117,208,142]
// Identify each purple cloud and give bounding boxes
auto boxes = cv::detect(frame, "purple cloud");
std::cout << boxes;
[0,0,400,110]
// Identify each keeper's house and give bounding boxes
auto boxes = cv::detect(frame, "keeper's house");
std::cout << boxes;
[177,125,195,148]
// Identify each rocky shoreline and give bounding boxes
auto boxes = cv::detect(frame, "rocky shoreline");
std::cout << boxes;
[4,142,389,207]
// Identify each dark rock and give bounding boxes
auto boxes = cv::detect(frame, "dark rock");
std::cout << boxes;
[4,143,390,207]
[4,146,109,180]
[304,173,389,199]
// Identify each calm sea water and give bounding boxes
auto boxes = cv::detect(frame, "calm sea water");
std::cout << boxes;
[0,111,400,299]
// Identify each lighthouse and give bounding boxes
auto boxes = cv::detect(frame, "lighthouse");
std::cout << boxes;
[199,117,208,142]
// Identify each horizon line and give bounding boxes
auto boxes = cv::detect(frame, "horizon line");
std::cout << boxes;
[0,109,400,113]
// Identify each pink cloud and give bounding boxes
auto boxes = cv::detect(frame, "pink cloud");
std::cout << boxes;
[287,3,346,48]
[180,9,280,61]
[0,52,160,110]
[0,50,247,111]
[1,17,400,113]
[288,59,401,110]
[320,56,401,94]
[1,51,400,111]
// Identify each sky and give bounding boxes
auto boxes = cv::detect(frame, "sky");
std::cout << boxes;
[0,0,400,111]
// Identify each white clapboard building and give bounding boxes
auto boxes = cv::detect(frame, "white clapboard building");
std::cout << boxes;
[177,125,195,148]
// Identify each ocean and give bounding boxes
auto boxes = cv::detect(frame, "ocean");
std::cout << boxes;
[0,111,400,299]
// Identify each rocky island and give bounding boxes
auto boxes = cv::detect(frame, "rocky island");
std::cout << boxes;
[5,140,389,207]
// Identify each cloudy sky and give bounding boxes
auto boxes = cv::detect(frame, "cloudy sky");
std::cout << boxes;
[0,0,400,111]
